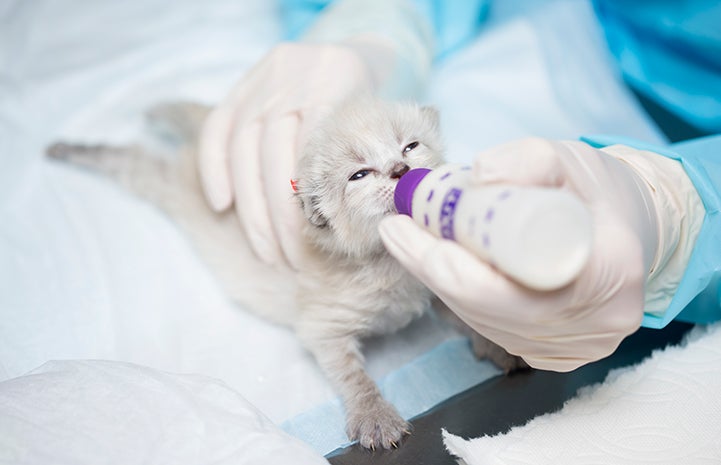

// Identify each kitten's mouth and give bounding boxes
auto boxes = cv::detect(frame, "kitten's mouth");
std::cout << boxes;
[381,185,399,215]
[384,198,402,216]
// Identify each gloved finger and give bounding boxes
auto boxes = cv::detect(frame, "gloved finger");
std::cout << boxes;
[437,300,597,372]
[522,355,590,372]
[379,215,513,304]
[197,46,299,213]
[229,121,283,265]
[296,106,333,157]
[225,47,289,102]
[260,114,304,268]
[472,137,566,188]
[461,318,590,371]
[471,322,613,372]
[379,215,453,282]
[198,105,236,211]
[518,329,627,372]
[380,216,577,335]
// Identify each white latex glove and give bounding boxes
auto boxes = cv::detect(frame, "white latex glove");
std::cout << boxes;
[198,42,376,267]
[380,138,668,372]
[198,0,433,269]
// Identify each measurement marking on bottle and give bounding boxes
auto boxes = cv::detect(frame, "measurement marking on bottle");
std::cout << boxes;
[439,188,462,240]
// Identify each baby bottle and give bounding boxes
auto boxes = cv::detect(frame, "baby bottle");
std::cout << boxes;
[394,165,593,291]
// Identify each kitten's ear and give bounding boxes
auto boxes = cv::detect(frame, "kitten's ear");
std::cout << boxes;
[420,106,440,128]
[295,189,328,228]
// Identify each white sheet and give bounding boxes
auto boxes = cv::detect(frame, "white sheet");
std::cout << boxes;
[0,360,327,465]
[1,0,674,462]
[444,323,721,464]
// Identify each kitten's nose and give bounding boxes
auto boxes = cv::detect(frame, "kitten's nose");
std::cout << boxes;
[390,162,410,180]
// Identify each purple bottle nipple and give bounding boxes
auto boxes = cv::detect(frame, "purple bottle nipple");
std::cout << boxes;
[394,168,431,216]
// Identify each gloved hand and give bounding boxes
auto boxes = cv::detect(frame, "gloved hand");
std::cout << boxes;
[380,137,673,372]
[198,42,377,268]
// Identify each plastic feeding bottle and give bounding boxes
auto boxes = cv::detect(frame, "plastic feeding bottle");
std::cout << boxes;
[393,165,593,291]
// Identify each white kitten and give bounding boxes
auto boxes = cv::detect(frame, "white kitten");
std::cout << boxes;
[292,98,442,448]
[48,97,525,450]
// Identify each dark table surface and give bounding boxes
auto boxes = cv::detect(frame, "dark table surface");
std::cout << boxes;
[326,321,693,465]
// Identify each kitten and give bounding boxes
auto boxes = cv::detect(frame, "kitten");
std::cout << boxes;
[47,97,526,450]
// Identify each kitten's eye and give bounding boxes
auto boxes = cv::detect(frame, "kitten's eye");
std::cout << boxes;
[349,169,371,181]
[403,141,419,154]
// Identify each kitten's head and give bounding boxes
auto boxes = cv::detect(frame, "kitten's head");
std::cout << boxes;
[294,97,444,259]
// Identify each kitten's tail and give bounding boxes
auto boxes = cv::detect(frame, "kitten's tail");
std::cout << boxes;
[46,141,183,208]
[45,102,210,204]
[45,142,172,196]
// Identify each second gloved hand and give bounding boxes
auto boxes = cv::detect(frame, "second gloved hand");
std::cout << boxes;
[380,138,665,372]
[198,42,376,268]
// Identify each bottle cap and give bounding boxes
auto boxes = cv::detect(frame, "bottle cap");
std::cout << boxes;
[394,168,431,216]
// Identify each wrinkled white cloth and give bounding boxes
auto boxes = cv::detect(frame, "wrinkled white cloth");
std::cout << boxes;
[0,360,328,465]
[444,323,721,464]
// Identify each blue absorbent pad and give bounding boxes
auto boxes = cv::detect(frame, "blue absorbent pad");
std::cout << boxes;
[281,338,502,455]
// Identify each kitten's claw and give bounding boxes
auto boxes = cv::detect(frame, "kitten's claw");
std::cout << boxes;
[347,399,409,450]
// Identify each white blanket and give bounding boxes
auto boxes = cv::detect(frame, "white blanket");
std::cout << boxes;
[444,323,721,464]
[0,360,327,465]
[1,0,678,463]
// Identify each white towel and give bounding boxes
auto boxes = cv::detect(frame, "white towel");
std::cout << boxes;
[0,360,329,465]
[444,323,721,464]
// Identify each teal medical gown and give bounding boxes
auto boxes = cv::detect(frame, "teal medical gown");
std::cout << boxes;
[280,0,721,328]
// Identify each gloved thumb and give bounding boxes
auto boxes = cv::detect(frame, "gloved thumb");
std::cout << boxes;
[379,215,435,277]
[472,137,565,188]
[379,215,505,298]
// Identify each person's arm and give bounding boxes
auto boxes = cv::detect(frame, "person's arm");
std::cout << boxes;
[281,0,491,58]
[583,134,721,328]
[283,0,491,98]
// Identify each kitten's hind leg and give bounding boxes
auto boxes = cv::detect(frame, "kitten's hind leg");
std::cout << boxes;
[297,322,410,450]
[469,332,530,374]
[432,297,529,374]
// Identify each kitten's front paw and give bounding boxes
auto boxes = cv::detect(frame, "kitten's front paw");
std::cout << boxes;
[346,399,410,450]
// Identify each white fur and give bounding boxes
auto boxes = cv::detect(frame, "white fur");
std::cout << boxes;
[287,98,444,448]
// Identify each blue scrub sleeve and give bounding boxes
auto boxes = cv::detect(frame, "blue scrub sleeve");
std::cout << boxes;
[593,0,721,133]
[582,134,721,329]
[279,0,490,59]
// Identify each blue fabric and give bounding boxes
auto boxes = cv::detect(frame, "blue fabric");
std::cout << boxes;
[592,0,721,133]
[582,134,721,329]
[281,338,501,455]
[281,0,721,130]
[277,0,490,59]
[278,0,329,40]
